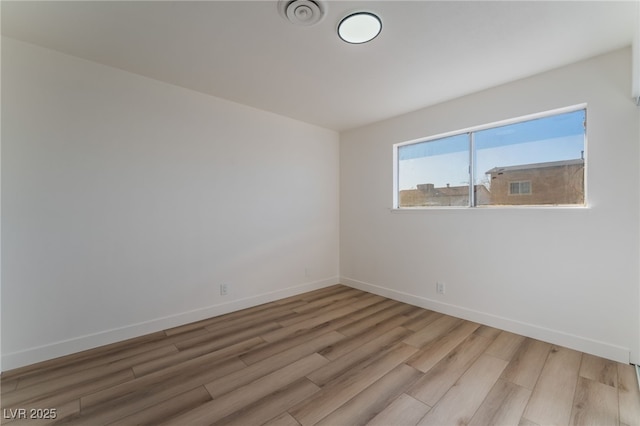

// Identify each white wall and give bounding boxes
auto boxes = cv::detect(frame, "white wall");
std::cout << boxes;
[1,37,340,371]
[340,48,640,364]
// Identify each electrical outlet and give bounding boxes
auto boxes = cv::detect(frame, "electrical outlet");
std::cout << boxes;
[220,283,228,296]
[436,281,446,295]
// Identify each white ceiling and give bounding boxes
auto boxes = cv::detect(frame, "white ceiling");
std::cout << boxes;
[2,1,638,131]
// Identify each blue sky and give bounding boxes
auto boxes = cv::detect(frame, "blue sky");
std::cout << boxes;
[398,109,585,190]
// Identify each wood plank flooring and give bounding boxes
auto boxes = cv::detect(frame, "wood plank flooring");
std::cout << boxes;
[1,284,639,425]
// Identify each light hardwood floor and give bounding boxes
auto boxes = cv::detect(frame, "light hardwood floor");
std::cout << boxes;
[1,285,639,425]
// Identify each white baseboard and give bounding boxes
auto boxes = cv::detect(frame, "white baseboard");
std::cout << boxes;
[341,276,630,364]
[1,277,339,372]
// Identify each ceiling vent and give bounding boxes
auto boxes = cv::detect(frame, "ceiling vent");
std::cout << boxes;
[278,0,326,26]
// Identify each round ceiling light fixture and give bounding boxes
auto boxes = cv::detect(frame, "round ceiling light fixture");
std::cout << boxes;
[278,0,326,26]
[337,12,382,44]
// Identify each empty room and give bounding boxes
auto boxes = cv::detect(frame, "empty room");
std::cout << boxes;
[2,1,640,425]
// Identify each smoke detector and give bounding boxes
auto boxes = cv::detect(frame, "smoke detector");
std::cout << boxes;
[278,0,326,26]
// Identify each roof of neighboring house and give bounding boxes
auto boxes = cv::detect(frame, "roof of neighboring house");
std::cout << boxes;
[401,184,489,197]
[485,158,584,175]
[433,186,469,196]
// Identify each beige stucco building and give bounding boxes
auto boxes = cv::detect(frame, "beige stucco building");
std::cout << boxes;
[400,158,584,207]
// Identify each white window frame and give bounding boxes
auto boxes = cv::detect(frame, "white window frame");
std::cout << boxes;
[392,104,587,209]
[509,181,532,195]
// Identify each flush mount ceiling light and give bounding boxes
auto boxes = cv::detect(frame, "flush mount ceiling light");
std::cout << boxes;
[337,12,382,44]
[278,0,326,26]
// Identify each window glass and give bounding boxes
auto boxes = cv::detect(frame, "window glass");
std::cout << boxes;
[394,108,586,208]
[474,109,585,206]
[398,134,469,207]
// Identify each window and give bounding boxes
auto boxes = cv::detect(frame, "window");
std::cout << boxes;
[394,107,586,208]
[509,181,531,195]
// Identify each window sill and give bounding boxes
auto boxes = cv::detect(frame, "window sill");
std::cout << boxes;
[390,204,590,212]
